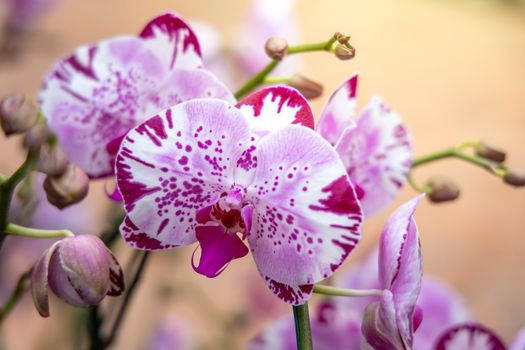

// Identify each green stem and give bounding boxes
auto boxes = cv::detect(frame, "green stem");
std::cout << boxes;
[0,152,37,249]
[292,303,313,350]
[4,223,73,239]
[234,35,338,100]
[0,268,32,325]
[412,147,507,177]
[313,284,384,298]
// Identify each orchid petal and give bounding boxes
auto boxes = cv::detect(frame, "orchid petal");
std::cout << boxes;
[105,246,125,296]
[192,225,249,278]
[249,315,297,350]
[246,125,362,286]
[263,276,313,305]
[361,290,406,350]
[116,99,250,247]
[237,86,315,138]
[510,327,525,350]
[335,96,413,216]
[414,277,471,350]
[120,216,177,250]
[30,241,61,317]
[317,74,358,145]
[40,36,166,178]
[139,12,203,70]
[379,195,423,345]
[435,323,506,350]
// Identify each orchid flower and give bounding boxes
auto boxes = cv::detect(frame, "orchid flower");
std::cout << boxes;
[39,13,234,178]
[435,323,507,350]
[148,314,194,350]
[5,0,61,31]
[115,89,363,305]
[317,74,413,216]
[361,194,423,349]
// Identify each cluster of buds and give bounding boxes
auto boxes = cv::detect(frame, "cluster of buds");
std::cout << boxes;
[474,140,525,188]
[0,94,89,209]
[31,235,125,317]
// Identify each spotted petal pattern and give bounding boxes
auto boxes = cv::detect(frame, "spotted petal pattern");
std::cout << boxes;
[335,96,412,216]
[40,13,230,178]
[139,12,203,70]
[116,100,250,247]
[317,74,358,145]
[247,126,362,286]
[237,86,315,138]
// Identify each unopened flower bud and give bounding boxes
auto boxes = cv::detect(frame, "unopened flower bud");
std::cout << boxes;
[503,171,525,187]
[265,37,288,60]
[31,235,124,317]
[0,94,38,136]
[43,164,89,209]
[334,43,356,60]
[37,144,69,177]
[23,123,52,151]
[475,141,506,163]
[288,74,323,99]
[334,32,351,45]
[426,176,460,203]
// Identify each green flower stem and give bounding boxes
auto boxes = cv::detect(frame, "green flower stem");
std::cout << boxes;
[234,35,339,100]
[293,303,313,350]
[411,147,507,177]
[408,174,431,194]
[4,223,74,239]
[0,152,38,249]
[263,76,290,84]
[0,268,32,325]
[313,284,384,298]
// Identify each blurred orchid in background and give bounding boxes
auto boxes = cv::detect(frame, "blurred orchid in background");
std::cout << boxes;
[148,314,194,350]
[317,74,413,216]
[116,92,362,305]
[39,13,233,178]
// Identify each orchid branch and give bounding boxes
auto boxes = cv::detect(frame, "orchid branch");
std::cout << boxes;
[0,268,32,325]
[0,152,37,249]
[293,303,313,350]
[4,223,73,239]
[313,284,384,298]
[234,35,339,100]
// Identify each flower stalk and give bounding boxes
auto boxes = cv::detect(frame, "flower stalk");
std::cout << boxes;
[4,223,74,239]
[293,303,313,350]
[0,268,32,325]
[313,284,384,298]
[234,35,340,100]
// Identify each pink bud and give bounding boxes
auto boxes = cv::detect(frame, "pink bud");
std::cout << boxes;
[475,140,506,163]
[0,94,38,136]
[425,176,460,203]
[43,164,89,209]
[334,44,356,60]
[288,74,323,99]
[23,123,52,151]
[31,235,124,317]
[503,171,525,187]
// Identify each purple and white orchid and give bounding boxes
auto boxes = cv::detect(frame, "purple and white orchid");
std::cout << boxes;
[115,87,363,305]
[362,194,424,349]
[317,75,413,216]
[39,13,234,178]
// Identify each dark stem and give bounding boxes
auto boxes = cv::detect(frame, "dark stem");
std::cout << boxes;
[88,306,105,350]
[0,152,37,250]
[103,251,150,348]
[0,268,32,325]
[292,303,313,350]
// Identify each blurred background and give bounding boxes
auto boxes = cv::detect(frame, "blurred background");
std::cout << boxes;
[0,0,524,349]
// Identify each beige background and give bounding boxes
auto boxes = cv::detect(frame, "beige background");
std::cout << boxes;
[0,0,524,349]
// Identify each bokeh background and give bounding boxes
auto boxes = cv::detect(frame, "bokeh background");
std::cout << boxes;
[0,0,524,349]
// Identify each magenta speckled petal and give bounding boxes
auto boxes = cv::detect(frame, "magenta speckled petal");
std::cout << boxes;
[105,246,125,296]
[335,96,413,216]
[40,36,166,177]
[120,216,178,250]
[139,12,203,70]
[237,86,315,138]
[317,74,358,145]
[435,323,506,350]
[246,125,362,286]
[192,225,249,278]
[116,100,250,246]
[262,276,313,305]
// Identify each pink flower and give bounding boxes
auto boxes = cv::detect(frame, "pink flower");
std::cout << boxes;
[317,75,413,216]
[435,323,506,350]
[362,195,424,349]
[5,0,61,31]
[115,88,363,305]
[39,13,234,178]
[148,314,194,350]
